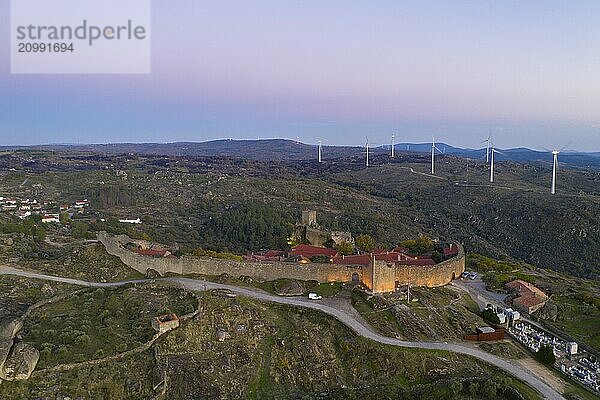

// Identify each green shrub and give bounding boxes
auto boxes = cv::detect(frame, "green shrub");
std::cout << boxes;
[535,345,556,365]
[481,308,500,324]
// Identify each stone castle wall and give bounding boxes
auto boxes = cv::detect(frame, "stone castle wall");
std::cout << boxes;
[366,246,466,293]
[98,232,464,293]
[99,232,364,283]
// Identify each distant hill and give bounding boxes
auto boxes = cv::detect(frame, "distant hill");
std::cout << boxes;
[2,139,599,168]
[0,140,366,161]
[391,143,600,168]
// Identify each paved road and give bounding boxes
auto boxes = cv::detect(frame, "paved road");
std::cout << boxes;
[0,266,564,400]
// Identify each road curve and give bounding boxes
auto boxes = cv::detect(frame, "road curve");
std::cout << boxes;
[0,266,564,400]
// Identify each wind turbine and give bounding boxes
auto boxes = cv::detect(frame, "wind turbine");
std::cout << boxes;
[318,140,322,163]
[550,150,560,194]
[489,142,505,183]
[482,132,492,164]
[543,143,570,194]
[391,134,395,158]
[431,136,442,174]
[366,138,370,167]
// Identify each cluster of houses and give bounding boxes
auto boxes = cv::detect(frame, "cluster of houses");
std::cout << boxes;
[0,196,90,223]
[244,243,459,266]
[510,320,599,394]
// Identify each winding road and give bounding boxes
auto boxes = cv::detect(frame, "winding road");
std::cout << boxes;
[0,265,564,400]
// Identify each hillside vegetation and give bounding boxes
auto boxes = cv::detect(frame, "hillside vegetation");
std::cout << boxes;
[1,150,598,279]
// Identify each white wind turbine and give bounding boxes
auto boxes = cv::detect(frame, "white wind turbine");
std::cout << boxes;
[431,136,442,174]
[318,140,323,163]
[391,134,395,158]
[365,138,370,167]
[550,150,559,194]
[482,132,492,164]
[489,141,505,183]
[543,143,570,195]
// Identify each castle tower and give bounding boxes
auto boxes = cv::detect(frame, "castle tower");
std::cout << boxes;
[301,210,317,227]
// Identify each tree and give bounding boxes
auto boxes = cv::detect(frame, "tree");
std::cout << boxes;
[336,241,354,255]
[399,236,434,255]
[468,382,479,397]
[449,380,463,397]
[59,212,70,224]
[536,345,556,365]
[356,234,375,252]
[481,380,498,398]
[481,308,500,324]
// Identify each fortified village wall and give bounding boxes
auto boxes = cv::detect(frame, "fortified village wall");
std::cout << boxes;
[98,232,465,294]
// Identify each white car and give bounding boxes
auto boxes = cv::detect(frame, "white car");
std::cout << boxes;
[308,292,322,300]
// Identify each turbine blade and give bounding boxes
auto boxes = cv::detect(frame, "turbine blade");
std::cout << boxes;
[559,141,573,152]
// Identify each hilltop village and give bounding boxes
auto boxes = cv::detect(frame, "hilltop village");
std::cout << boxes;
[117,210,465,294]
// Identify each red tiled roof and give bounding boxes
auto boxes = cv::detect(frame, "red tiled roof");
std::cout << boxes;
[443,246,459,257]
[136,249,167,257]
[506,280,547,299]
[376,252,414,262]
[514,295,546,308]
[506,280,548,311]
[371,248,387,254]
[392,246,410,253]
[290,245,337,258]
[332,253,431,266]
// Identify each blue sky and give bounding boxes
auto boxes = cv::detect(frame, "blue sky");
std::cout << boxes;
[1,0,600,150]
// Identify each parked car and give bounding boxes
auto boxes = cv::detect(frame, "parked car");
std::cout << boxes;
[468,273,478,280]
[308,292,322,300]
[460,272,470,279]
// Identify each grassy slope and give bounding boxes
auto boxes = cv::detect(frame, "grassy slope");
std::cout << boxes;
[2,154,599,279]
[352,286,485,341]
[157,293,541,400]
[22,283,196,369]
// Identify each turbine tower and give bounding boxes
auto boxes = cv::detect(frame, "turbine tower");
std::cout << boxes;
[489,142,505,183]
[391,134,395,158]
[482,132,491,164]
[318,140,322,163]
[366,138,370,167]
[551,150,559,194]
[431,136,442,174]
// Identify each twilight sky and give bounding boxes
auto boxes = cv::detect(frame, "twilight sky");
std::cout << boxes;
[1,0,600,150]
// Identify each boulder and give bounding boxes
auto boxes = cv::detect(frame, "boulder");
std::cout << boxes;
[1,342,39,381]
[216,330,230,342]
[41,283,55,296]
[273,279,307,296]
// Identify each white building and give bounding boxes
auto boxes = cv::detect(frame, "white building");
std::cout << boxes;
[119,218,142,224]
[41,214,60,223]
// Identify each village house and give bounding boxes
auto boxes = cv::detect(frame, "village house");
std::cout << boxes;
[506,280,549,314]
[41,214,61,224]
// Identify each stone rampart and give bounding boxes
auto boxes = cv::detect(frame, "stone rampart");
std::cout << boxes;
[98,232,364,284]
[98,232,464,294]
[367,246,466,293]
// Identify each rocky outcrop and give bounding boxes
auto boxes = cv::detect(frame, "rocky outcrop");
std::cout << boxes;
[0,320,39,381]
[1,342,39,381]
[273,279,308,296]
[0,321,23,379]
